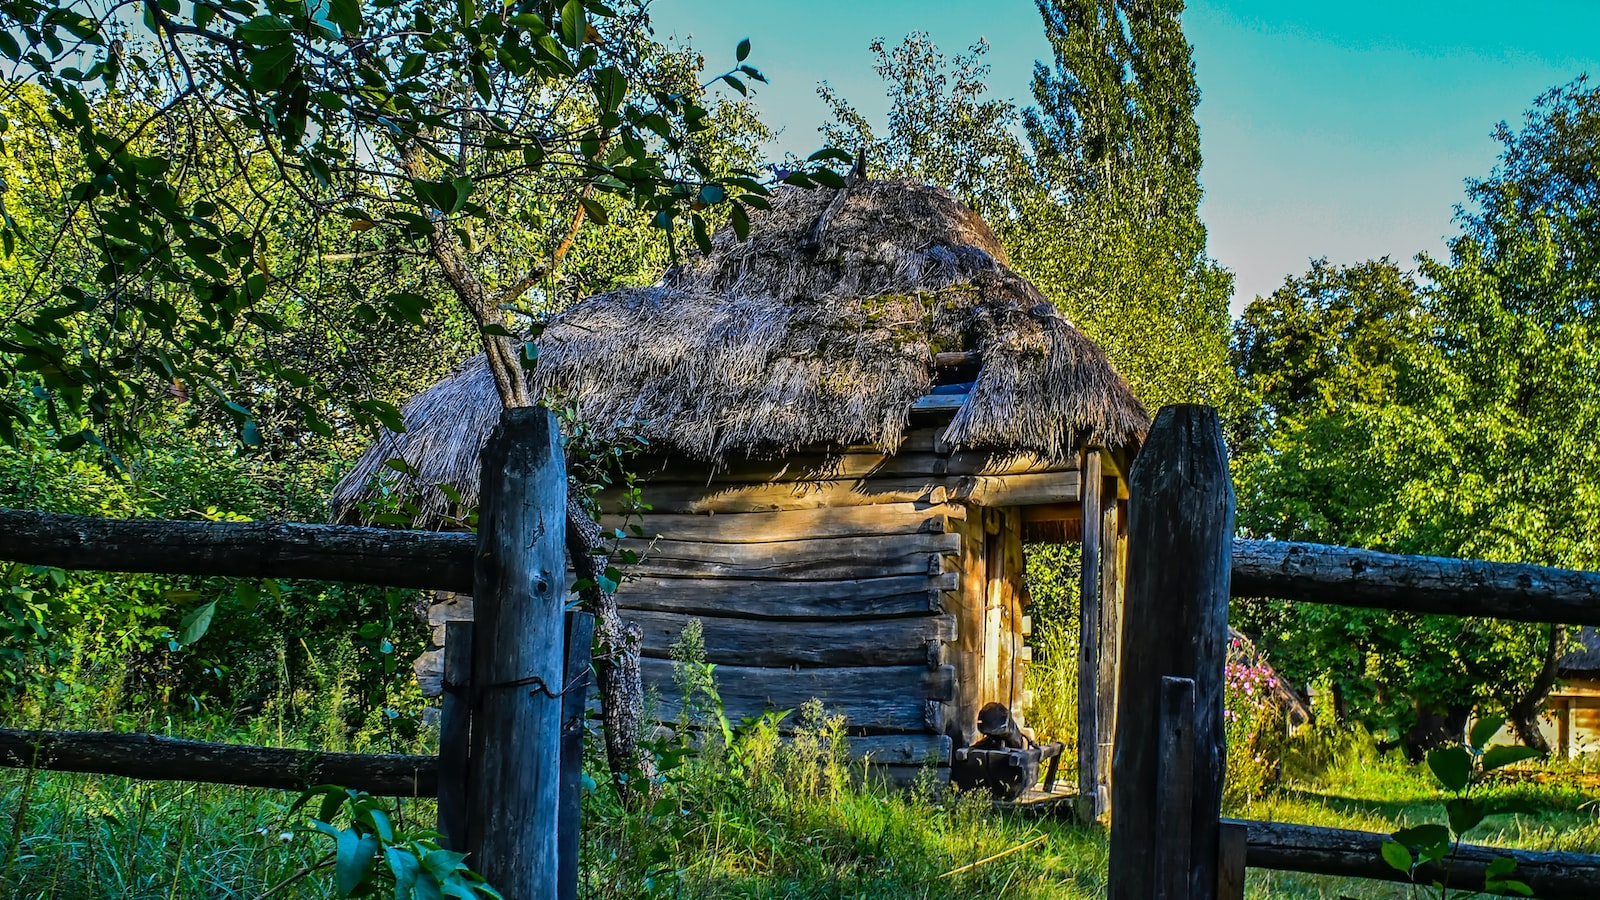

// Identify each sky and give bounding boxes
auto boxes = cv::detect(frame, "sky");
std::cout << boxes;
[651,1,1600,311]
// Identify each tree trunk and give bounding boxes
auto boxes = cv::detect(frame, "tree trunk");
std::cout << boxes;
[399,139,654,806]
[565,498,655,806]
[1508,624,1564,754]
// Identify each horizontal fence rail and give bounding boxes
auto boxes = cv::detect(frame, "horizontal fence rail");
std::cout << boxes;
[1236,818,1600,900]
[0,727,437,797]
[1233,539,1600,626]
[9,509,1599,625]
[0,509,474,593]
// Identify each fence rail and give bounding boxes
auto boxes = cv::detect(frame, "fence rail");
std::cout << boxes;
[10,510,1600,628]
[1236,819,1600,900]
[0,509,475,592]
[0,727,436,796]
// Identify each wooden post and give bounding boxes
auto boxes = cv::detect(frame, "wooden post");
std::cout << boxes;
[558,611,595,900]
[1153,676,1196,900]
[1216,821,1248,900]
[468,408,568,900]
[438,620,474,851]
[1097,475,1120,815]
[1076,449,1104,821]
[1108,405,1235,900]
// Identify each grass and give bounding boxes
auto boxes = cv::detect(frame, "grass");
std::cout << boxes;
[3,650,1598,898]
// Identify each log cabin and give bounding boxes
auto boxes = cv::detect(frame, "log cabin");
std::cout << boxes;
[1551,628,1600,758]
[331,180,1149,788]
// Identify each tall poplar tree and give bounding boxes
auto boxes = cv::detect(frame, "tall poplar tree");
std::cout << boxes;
[1015,0,1233,411]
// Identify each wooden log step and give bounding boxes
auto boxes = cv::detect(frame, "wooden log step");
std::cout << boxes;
[630,610,956,667]
[641,659,954,733]
[601,503,963,544]
[616,533,959,581]
[612,573,955,619]
[846,734,952,766]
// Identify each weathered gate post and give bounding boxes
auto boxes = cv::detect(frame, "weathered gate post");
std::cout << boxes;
[1108,405,1234,900]
[467,408,568,899]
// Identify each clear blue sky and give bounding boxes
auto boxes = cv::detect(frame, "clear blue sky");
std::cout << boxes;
[651,1,1600,310]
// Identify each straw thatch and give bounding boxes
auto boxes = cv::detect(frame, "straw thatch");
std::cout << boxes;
[332,179,1147,524]
[1563,628,1600,674]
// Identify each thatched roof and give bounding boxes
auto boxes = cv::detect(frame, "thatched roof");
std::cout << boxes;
[331,180,1147,524]
[1564,628,1600,674]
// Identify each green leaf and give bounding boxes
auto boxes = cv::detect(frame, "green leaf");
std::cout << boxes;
[807,147,854,164]
[178,599,218,646]
[1484,857,1517,879]
[1469,714,1505,750]
[1380,840,1413,873]
[1392,823,1451,852]
[578,196,609,226]
[720,74,745,96]
[328,0,362,33]
[241,420,263,447]
[237,15,293,45]
[811,168,848,189]
[387,846,423,896]
[735,37,750,62]
[334,827,379,895]
[559,0,585,49]
[1426,746,1473,793]
[412,179,461,214]
[1446,797,1484,836]
[1481,744,1542,772]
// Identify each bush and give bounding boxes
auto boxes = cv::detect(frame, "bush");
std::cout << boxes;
[1223,649,1288,804]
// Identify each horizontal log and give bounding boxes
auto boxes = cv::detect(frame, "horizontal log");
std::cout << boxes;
[614,573,955,619]
[0,508,473,592]
[630,610,955,667]
[1232,539,1600,626]
[616,532,959,581]
[846,733,952,765]
[602,504,962,544]
[0,728,435,797]
[642,659,953,733]
[601,477,953,514]
[1237,818,1600,899]
[953,471,1082,506]
[933,351,982,368]
[635,451,1064,485]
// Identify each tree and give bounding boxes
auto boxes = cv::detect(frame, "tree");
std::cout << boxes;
[1232,78,1600,750]
[0,0,832,802]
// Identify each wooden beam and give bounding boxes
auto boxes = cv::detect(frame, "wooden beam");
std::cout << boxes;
[1076,450,1104,821]
[954,471,1081,507]
[603,503,961,543]
[0,509,473,592]
[0,728,434,796]
[1110,406,1234,900]
[614,573,953,619]
[614,532,960,581]
[1232,539,1600,626]
[466,408,567,900]
[933,350,981,367]
[642,659,954,733]
[1236,818,1600,900]
[627,609,956,667]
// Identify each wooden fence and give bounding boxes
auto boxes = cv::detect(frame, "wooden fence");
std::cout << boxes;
[1108,404,1600,900]
[0,408,584,900]
[8,404,1600,897]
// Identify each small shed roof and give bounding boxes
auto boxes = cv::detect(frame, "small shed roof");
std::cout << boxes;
[1563,627,1600,675]
[332,180,1147,524]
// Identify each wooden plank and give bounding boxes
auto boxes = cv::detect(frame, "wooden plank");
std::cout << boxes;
[1217,821,1248,900]
[558,612,594,900]
[934,350,981,367]
[637,451,1060,484]
[436,620,473,851]
[912,393,967,411]
[1236,818,1600,900]
[1097,478,1121,814]
[614,573,953,619]
[1109,406,1234,900]
[602,503,961,543]
[467,408,567,900]
[1154,677,1196,900]
[614,532,960,582]
[846,734,952,765]
[1232,539,1600,626]
[1077,450,1104,821]
[955,471,1081,507]
[630,609,955,667]
[944,510,988,746]
[604,476,952,514]
[642,659,954,733]
[0,508,474,592]
[0,728,434,796]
